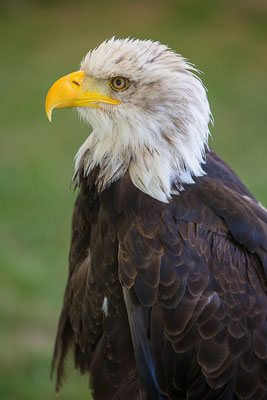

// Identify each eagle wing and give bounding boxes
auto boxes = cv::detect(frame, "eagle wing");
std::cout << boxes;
[118,178,267,399]
[51,179,102,391]
[52,176,148,399]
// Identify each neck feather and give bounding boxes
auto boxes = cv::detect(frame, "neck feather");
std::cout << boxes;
[74,104,210,202]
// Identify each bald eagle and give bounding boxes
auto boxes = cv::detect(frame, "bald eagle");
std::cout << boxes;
[46,38,267,400]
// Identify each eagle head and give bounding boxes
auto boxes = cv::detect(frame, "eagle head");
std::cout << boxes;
[46,38,211,202]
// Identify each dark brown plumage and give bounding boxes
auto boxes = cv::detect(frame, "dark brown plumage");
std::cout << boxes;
[52,149,267,400]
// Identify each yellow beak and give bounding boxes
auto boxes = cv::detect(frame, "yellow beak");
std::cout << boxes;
[45,70,120,121]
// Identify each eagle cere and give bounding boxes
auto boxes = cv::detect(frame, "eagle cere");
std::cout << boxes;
[46,38,267,400]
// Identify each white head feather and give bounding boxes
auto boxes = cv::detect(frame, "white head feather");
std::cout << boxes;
[75,37,212,202]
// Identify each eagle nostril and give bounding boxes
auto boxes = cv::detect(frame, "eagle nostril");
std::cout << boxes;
[72,80,80,87]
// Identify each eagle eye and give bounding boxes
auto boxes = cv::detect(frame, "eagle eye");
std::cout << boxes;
[110,77,130,91]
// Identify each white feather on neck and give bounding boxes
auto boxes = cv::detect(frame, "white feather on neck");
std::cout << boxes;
[75,101,210,203]
[74,38,212,203]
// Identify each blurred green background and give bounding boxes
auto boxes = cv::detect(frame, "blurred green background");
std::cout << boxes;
[0,0,266,399]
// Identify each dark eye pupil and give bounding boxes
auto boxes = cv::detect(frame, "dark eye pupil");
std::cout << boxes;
[116,79,122,86]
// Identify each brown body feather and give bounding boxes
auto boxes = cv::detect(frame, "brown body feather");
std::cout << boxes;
[52,150,267,399]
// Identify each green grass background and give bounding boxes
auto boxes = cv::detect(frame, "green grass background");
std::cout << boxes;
[0,0,266,399]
